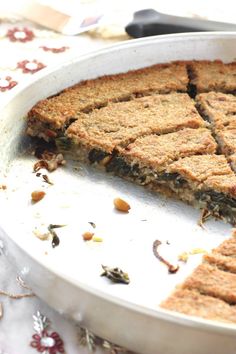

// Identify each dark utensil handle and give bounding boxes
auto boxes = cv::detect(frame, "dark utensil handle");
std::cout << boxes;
[125,9,236,38]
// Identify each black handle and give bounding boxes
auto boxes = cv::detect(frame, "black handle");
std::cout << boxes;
[125,9,236,38]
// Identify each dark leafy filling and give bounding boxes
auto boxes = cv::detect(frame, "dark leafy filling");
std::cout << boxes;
[88,149,110,164]
[195,190,236,224]
[106,155,140,175]
[55,137,73,151]
[157,173,187,188]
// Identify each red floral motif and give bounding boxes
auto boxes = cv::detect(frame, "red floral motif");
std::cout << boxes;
[0,76,17,92]
[31,330,65,354]
[40,46,69,54]
[7,27,35,42]
[17,60,46,74]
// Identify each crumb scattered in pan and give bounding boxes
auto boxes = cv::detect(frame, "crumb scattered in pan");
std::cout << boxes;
[33,229,50,241]
[178,248,207,263]
[33,151,66,173]
[113,198,130,213]
[82,231,94,241]
[189,248,207,255]
[178,252,189,263]
[36,172,41,177]
[42,174,53,185]
[153,239,179,274]
[101,265,130,284]
[31,190,45,203]
[0,185,7,190]
[92,236,103,242]
[88,221,96,229]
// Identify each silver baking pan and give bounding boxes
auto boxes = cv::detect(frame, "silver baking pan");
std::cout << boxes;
[1,32,236,354]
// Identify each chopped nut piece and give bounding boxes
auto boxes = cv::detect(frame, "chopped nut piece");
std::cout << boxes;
[178,248,206,263]
[33,151,66,173]
[82,231,94,241]
[189,248,207,255]
[31,190,45,203]
[33,229,50,241]
[92,236,103,242]
[178,252,189,263]
[113,198,130,212]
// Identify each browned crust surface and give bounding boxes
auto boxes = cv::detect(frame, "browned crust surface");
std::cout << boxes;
[66,93,205,153]
[166,155,236,196]
[182,263,236,304]
[189,60,236,93]
[212,237,236,257]
[27,62,188,130]
[161,289,236,323]
[196,92,236,173]
[196,92,236,131]
[204,252,236,273]
[120,128,216,171]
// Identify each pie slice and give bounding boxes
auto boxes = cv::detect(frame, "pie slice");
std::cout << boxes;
[27,62,188,140]
[189,60,236,93]
[161,289,236,323]
[196,92,236,172]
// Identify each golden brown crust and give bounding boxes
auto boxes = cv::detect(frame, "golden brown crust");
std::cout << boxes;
[168,155,232,183]
[212,238,236,257]
[66,93,205,153]
[182,263,236,304]
[189,60,236,93]
[120,128,216,171]
[196,92,236,130]
[161,289,236,323]
[27,62,188,130]
[204,252,236,273]
[203,174,236,197]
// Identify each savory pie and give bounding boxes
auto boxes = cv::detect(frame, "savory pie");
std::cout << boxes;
[26,59,236,323]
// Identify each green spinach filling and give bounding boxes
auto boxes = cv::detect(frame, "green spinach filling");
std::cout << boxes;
[157,173,187,188]
[195,190,236,223]
[88,149,110,164]
[106,156,141,177]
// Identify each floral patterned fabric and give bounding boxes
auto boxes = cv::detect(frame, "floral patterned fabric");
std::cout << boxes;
[0,16,129,354]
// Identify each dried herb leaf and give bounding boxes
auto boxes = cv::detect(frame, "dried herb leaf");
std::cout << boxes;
[88,222,96,229]
[42,174,53,185]
[101,265,130,284]
[48,224,66,248]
